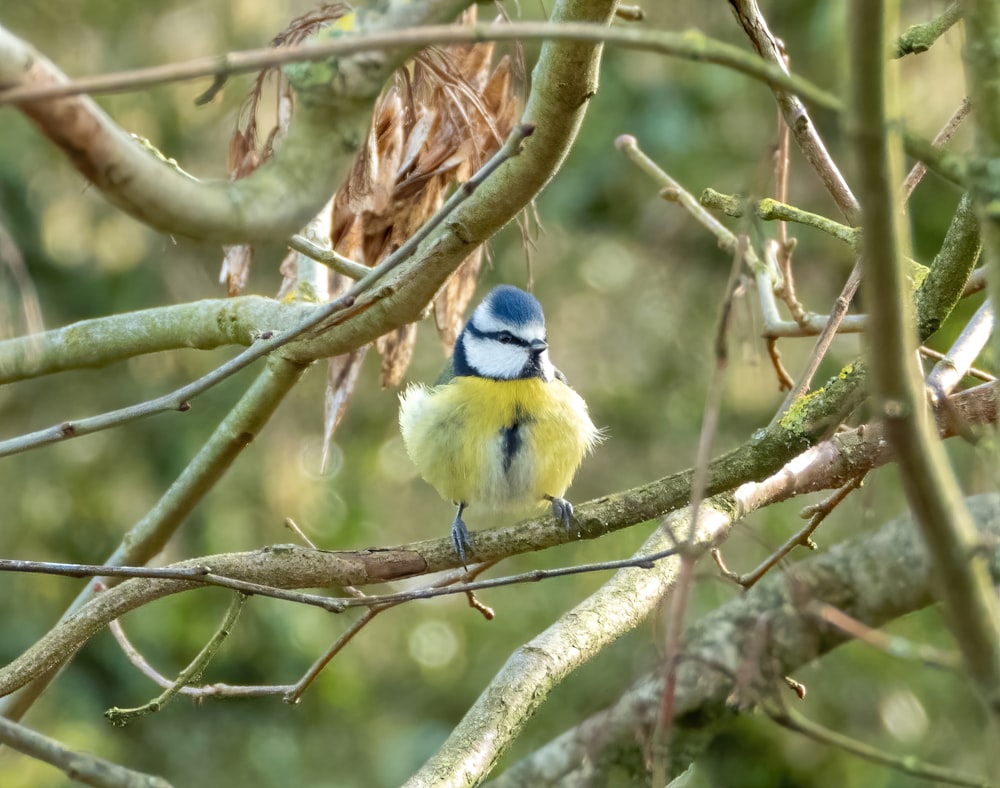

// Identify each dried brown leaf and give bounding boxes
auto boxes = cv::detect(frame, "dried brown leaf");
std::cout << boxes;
[321,347,368,471]
[219,4,349,295]
[376,322,417,388]
[0,215,43,339]
[435,246,484,352]
[221,244,254,296]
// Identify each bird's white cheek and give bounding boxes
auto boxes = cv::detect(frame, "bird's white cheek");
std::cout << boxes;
[463,334,529,379]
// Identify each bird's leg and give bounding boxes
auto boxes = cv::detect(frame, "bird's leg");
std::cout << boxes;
[450,502,472,567]
[544,495,575,533]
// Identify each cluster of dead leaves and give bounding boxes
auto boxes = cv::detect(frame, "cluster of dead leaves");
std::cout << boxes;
[219,5,522,468]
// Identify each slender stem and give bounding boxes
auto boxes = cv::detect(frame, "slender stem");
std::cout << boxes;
[810,603,962,670]
[700,188,860,246]
[287,235,369,280]
[894,2,962,58]
[901,98,970,201]
[766,703,992,788]
[105,594,248,724]
[715,474,865,589]
[0,356,306,721]
[728,0,860,221]
[770,261,862,423]
[0,23,842,111]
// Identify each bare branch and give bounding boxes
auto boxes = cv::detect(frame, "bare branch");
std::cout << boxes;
[851,0,1000,715]
[0,715,172,788]
[491,494,1000,786]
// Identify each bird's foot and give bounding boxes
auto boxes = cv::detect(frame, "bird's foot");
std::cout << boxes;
[450,514,473,568]
[545,495,575,533]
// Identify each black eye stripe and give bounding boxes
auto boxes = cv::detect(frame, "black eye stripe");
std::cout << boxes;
[467,324,531,347]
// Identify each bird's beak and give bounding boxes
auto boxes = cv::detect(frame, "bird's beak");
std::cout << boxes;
[529,338,548,354]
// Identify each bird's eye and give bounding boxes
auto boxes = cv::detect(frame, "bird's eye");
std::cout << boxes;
[497,331,516,344]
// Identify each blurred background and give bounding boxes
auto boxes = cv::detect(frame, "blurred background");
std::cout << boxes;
[0,1,992,785]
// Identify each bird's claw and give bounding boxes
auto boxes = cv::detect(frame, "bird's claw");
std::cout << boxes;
[547,496,575,533]
[451,515,473,568]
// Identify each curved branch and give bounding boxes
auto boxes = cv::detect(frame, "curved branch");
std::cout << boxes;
[0,1,471,243]
[0,296,304,384]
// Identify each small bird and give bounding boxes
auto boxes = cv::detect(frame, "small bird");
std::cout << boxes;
[399,285,601,565]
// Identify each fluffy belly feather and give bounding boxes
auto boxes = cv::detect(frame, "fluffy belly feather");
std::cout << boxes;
[399,377,599,513]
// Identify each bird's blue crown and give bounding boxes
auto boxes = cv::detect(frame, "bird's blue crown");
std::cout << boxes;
[484,285,545,327]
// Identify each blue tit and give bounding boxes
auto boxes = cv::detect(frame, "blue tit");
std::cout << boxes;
[399,284,602,565]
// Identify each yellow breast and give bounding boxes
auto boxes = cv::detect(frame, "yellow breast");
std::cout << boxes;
[399,376,600,513]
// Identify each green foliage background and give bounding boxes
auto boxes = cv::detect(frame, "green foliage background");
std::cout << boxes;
[0,2,992,786]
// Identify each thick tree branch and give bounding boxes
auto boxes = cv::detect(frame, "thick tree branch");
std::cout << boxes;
[0,297,297,384]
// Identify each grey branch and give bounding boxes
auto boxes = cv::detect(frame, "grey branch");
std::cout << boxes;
[492,494,1000,786]
[0,714,172,788]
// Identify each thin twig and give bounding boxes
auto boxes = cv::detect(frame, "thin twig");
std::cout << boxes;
[920,346,995,384]
[713,475,865,589]
[0,23,843,112]
[771,260,862,423]
[810,602,963,670]
[616,138,865,346]
[105,594,248,724]
[0,549,681,616]
[728,0,861,221]
[287,235,370,280]
[757,243,867,338]
[652,235,747,783]
[700,189,860,247]
[771,99,807,327]
[901,98,970,202]
[109,614,293,699]
[284,559,499,702]
[766,701,992,788]
[894,2,962,59]
[765,337,795,390]
[0,124,535,459]
[616,135,734,251]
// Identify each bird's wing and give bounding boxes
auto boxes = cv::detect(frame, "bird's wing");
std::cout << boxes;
[433,356,459,386]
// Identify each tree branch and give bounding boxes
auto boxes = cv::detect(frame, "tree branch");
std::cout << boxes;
[0,714,172,788]
[0,1,472,243]
[490,493,1000,786]
[852,0,1000,715]
[0,355,306,719]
